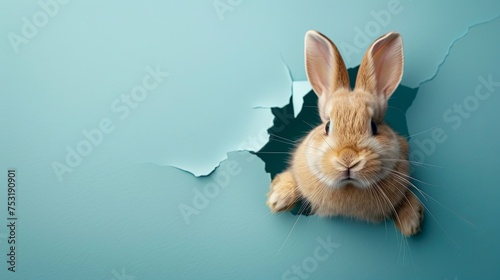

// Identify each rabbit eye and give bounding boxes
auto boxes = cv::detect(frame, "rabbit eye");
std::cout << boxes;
[370,120,378,135]
[325,121,331,134]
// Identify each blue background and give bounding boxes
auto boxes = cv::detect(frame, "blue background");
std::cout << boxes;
[1,1,499,279]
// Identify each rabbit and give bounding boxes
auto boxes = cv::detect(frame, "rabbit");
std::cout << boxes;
[266,30,423,237]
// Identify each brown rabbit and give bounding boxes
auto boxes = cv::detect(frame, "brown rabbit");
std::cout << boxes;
[266,30,423,237]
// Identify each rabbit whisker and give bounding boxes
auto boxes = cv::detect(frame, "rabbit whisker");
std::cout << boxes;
[372,180,416,272]
[381,168,462,248]
[379,158,444,169]
[381,167,475,228]
[268,133,328,155]
[405,126,439,139]
[302,120,335,153]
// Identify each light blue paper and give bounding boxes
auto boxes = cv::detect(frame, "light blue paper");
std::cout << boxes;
[0,1,499,279]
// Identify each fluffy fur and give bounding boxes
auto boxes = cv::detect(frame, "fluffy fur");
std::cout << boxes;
[266,31,423,237]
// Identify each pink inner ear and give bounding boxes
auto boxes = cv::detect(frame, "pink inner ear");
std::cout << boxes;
[307,35,334,96]
[312,36,333,62]
[370,35,403,98]
[305,31,351,121]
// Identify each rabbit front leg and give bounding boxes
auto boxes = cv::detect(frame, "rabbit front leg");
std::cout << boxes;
[266,170,300,212]
[394,191,424,237]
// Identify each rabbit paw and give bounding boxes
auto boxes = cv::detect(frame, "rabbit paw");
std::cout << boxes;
[266,171,299,212]
[395,192,424,237]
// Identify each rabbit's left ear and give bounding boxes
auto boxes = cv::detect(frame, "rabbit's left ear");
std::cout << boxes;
[305,30,350,121]
[355,32,403,99]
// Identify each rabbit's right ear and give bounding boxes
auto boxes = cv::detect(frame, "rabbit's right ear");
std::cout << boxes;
[305,30,350,120]
[355,32,403,101]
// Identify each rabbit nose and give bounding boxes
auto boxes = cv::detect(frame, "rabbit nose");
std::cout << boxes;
[335,149,362,171]
[338,159,361,170]
[347,159,361,169]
